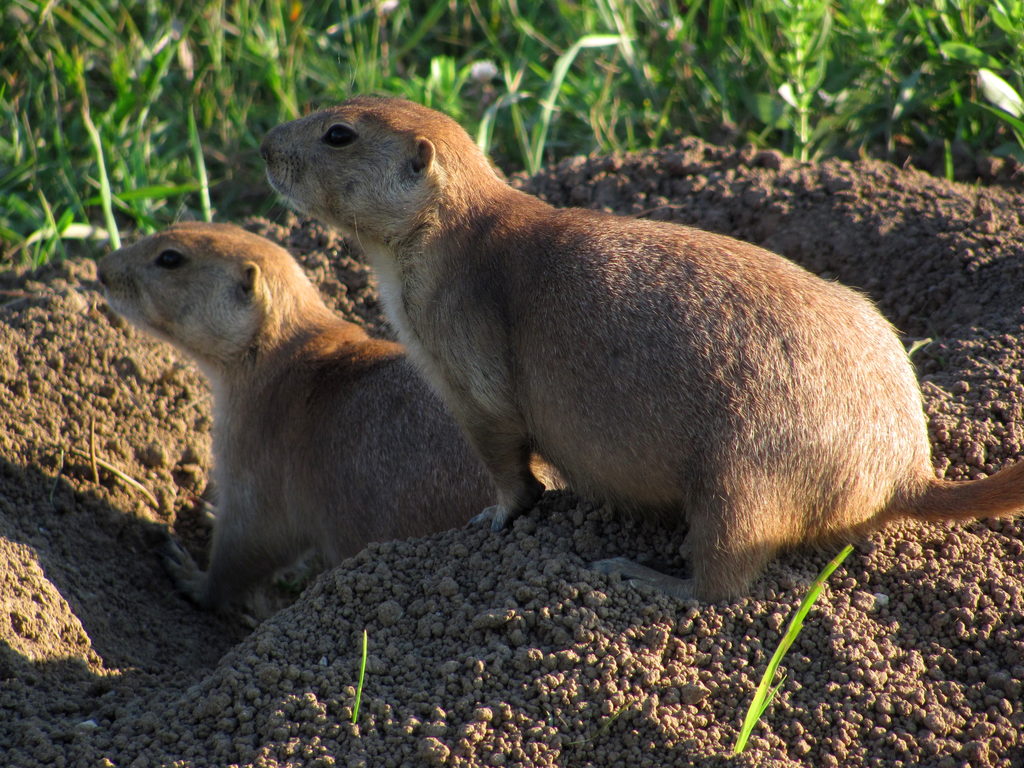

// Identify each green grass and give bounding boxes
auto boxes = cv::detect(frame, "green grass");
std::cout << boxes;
[733,544,855,754]
[352,628,368,725]
[3,0,1023,265]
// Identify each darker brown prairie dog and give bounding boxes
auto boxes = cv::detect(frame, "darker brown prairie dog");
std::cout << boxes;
[261,97,1024,602]
[98,221,496,610]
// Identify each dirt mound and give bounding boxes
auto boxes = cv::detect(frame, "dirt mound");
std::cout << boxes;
[3,141,1024,766]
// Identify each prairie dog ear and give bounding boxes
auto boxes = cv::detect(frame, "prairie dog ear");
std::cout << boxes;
[411,137,435,174]
[239,261,263,301]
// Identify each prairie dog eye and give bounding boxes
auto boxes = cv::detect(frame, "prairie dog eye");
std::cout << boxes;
[322,123,358,148]
[155,249,186,269]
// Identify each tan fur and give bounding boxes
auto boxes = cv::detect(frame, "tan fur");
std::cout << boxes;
[261,97,1024,601]
[98,221,496,610]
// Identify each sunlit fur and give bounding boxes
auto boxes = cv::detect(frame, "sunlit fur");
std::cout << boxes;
[262,97,1024,601]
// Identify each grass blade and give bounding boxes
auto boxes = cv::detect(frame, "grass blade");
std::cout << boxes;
[351,628,368,724]
[978,68,1024,118]
[733,543,854,754]
[68,448,158,507]
[34,189,65,265]
[527,33,626,175]
[83,182,204,206]
[939,41,1001,71]
[977,103,1024,134]
[476,91,529,155]
[188,106,212,222]
[392,0,449,60]
[77,77,121,250]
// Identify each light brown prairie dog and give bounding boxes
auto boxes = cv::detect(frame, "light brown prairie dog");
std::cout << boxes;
[98,221,496,610]
[261,97,1024,602]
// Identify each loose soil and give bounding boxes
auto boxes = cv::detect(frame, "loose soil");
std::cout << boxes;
[3,142,1024,767]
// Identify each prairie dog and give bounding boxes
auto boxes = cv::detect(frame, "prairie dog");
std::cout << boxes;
[261,97,1024,601]
[98,221,496,610]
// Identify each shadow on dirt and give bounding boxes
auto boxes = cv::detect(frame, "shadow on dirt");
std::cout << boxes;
[0,455,243,675]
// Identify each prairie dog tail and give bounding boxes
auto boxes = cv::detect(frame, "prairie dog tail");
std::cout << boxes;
[900,460,1024,524]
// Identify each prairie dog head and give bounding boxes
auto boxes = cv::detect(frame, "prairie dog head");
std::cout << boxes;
[98,222,326,370]
[260,96,501,245]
